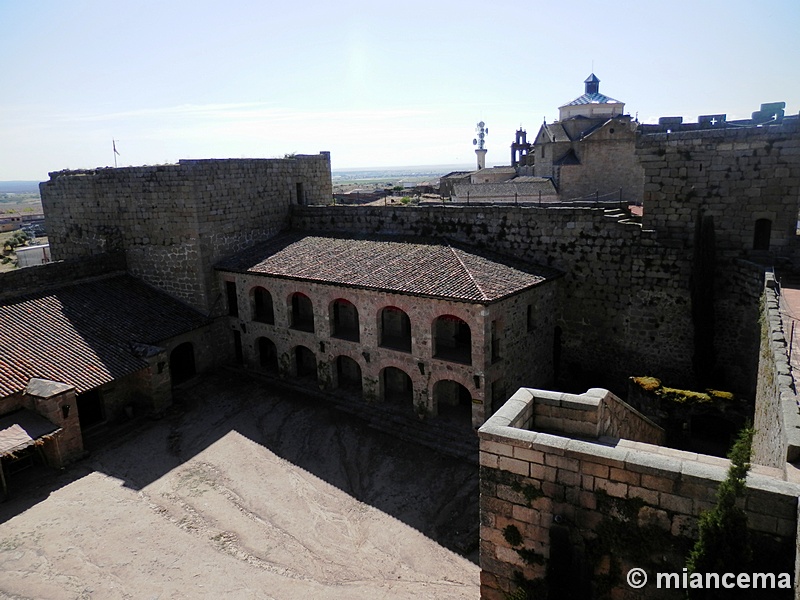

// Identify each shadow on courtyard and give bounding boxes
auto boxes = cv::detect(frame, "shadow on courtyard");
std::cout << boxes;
[0,371,480,559]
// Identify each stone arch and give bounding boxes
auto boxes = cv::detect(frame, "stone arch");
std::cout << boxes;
[432,379,473,425]
[170,341,196,386]
[256,336,278,373]
[335,355,362,394]
[294,345,317,381]
[251,286,274,324]
[432,314,472,365]
[330,298,360,342]
[380,366,414,410]
[378,306,411,352]
[289,292,314,332]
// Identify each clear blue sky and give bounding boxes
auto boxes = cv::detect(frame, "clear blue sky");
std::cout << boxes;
[1,0,798,180]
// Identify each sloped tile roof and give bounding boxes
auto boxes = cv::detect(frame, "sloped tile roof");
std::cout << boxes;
[218,233,559,303]
[561,92,623,108]
[0,275,210,397]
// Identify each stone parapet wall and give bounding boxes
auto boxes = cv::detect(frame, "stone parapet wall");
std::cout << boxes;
[753,272,800,471]
[40,154,331,313]
[478,387,800,599]
[0,253,126,301]
[452,182,558,204]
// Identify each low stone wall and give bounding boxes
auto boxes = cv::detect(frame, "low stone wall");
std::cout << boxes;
[753,272,800,471]
[0,253,126,301]
[478,386,800,599]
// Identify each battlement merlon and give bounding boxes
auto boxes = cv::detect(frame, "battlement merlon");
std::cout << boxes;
[640,102,796,134]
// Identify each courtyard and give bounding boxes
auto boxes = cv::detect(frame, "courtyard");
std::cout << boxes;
[0,372,479,599]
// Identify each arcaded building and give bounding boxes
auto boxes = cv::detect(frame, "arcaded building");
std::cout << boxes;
[216,233,559,427]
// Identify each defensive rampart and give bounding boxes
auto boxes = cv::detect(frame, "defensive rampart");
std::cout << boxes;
[41,154,331,313]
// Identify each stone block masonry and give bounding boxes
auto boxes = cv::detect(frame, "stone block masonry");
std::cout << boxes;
[41,154,332,314]
[478,386,800,599]
[291,203,763,396]
[637,119,800,254]
[753,271,800,472]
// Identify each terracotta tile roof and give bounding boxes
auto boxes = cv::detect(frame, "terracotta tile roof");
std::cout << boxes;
[218,233,559,303]
[0,275,210,397]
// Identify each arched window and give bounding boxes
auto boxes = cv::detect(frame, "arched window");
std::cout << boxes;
[433,379,472,425]
[381,367,413,409]
[252,287,274,324]
[331,299,359,342]
[753,218,772,251]
[433,315,472,365]
[256,337,278,372]
[294,345,317,380]
[336,355,362,393]
[290,293,314,332]
[379,307,411,352]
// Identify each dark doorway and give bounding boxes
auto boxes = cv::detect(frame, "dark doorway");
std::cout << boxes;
[252,287,274,324]
[753,218,772,251]
[290,293,315,332]
[331,299,360,341]
[170,342,196,386]
[336,355,362,393]
[433,315,472,364]
[379,307,411,352]
[381,367,413,408]
[295,346,317,381]
[257,337,279,372]
[226,281,239,317]
[77,388,105,429]
[433,380,472,424]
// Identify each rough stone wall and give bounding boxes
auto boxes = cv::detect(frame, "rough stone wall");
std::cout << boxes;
[0,253,126,301]
[753,272,800,471]
[290,206,706,394]
[478,387,800,599]
[40,154,331,313]
[637,120,800,253]
[558,134,644,204]
[484,285,557,417]
[218,271,555,426]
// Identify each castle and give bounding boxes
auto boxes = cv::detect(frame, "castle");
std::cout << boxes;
[1,76,800,598]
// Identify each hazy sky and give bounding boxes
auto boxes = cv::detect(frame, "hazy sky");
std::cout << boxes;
[1,0,798,180]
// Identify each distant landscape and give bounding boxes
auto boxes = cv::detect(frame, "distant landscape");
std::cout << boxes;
[0,164,479,202]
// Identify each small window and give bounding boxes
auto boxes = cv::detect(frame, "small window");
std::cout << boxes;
[491,320,502,363]
[226,281,238,317]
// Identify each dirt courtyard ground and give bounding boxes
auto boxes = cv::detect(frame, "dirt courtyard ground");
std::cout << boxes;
[0,373,479,599]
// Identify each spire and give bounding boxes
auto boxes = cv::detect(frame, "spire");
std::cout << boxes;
[584,73,600,95]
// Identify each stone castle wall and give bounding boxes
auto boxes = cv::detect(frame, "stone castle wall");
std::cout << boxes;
[40,154,332,313]
[753,272,800,471]
[558,135,645,204]
[478,387,800,599]
[291,204,761,396]
[637,120,800,253]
